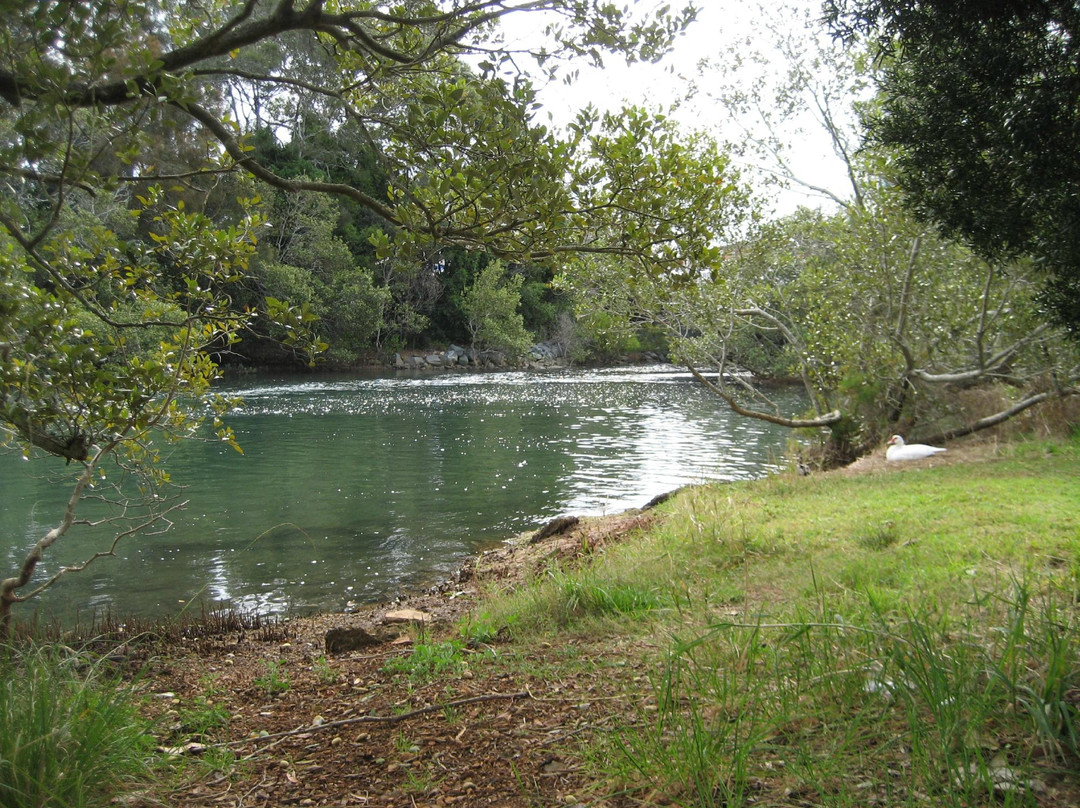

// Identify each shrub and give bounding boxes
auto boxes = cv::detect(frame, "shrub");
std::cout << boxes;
[0,644,153,808]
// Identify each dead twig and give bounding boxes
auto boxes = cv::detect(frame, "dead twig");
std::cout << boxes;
[226,690,532,748]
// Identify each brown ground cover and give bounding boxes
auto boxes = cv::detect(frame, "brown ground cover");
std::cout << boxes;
[137,512,656,808]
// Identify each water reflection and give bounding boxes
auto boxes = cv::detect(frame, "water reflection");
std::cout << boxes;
[0,366,803,623]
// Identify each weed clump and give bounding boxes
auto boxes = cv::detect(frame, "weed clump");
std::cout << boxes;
[0,644,154,808]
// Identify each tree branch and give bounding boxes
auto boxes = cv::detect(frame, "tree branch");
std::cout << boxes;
[180,101,400,222]
[909,324,1053,383]
[687,363,842,428]
[225,690,532,748]
[733,305,832,415]
[922,389,1078,445]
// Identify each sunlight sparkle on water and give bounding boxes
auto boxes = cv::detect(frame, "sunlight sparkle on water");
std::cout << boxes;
[0,366,803,623]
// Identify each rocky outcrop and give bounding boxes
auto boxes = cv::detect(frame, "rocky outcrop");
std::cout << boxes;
[391,341,572,372]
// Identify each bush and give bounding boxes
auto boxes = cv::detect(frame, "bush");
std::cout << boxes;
[0,644,154,808]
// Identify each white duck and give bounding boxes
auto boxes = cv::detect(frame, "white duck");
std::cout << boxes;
[886,435,947,461]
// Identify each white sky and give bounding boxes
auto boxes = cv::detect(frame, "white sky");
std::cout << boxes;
[497,0,855,217]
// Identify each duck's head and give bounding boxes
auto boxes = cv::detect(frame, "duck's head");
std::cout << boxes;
[887,435,905,446]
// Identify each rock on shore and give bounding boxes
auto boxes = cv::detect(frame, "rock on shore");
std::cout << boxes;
[391,341,668,372]
[392,341,572,371]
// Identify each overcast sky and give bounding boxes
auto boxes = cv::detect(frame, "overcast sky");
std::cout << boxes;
[497,0,854,216]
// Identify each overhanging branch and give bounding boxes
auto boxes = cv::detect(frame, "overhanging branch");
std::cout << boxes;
[182,101,400,222]
[687,364,842,428]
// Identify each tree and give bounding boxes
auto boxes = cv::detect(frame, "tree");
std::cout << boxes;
[566,5,1079,465]
[0,191,262,630]
[554,103,754,362]
[824,0,1080,334]
[461,259,533,355]
[249,182,389,365]
[0,0,731,627]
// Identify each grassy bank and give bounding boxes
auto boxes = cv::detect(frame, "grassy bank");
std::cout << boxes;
[2,437,1077,807]
[460,437,1080,805]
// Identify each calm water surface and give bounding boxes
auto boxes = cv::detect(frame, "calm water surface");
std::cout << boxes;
[0,366,802,623]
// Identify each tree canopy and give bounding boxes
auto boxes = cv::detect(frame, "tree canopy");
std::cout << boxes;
[565,6,1079,464]
[0,0,705,257]
[824,0,1080,333]
[1,0,758,627]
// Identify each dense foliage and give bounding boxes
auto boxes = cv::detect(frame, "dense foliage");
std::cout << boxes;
[825,0,1080,333]
[567,10,1079,463]
[0,0,754,626]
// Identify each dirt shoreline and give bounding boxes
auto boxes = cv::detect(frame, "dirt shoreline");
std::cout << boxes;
[133,507,660,808]
[126,441,1009,807]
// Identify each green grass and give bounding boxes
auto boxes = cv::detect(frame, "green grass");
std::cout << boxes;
[383,640,468,683]
[177,693,230,738]
[253,658,291,696]
[464,437,1080,806]
[313,654,339,685]
[604,581,1079,806]
[0,644,155,808]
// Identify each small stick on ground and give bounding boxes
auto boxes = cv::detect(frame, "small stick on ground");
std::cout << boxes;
[227,690,532,748]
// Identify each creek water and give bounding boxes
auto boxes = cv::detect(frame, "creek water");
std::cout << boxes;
[0,365,802,624]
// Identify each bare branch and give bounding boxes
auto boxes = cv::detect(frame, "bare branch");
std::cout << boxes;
[923,390,1078,445]
[0,427,126,630]
[733,305,833,416]
[19,499,189,603]
[909,324,1053,383]
[226,690,533,748]
[687,363,842,428]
